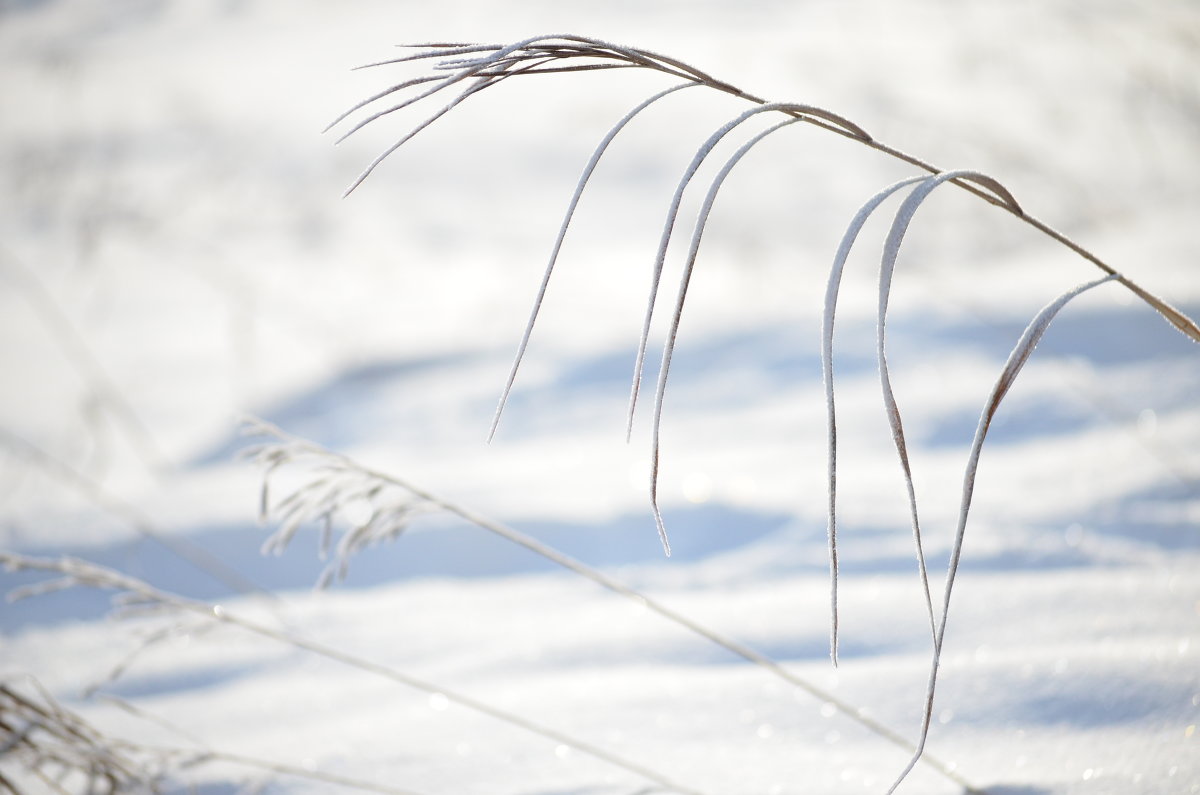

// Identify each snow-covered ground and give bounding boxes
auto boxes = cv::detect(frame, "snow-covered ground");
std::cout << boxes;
[2,0,1198,793]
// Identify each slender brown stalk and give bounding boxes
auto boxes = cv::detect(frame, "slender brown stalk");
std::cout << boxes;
[330,35,1199,344]
[320,35,1200,794]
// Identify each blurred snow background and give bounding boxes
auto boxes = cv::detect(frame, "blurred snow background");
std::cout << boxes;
[1,0,1198,792]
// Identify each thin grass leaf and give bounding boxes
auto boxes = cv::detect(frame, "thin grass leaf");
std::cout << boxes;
[874,171,1006,647]
[409,41,498,50]
[322,75,445,133]
[822,175,929,665]
[340,53,579,197]
[331,39,592,192]
[885,271,1119,794]
[639,102,878,554]
[329,33,554,134]
[475,62,643,78]
[867,169,1023,792]
[487,81,699,442]
[646,114,805,555]
[369,42,503,67]
[951,172,1022,215]
[338,73,504,196]
[628,103,848,439]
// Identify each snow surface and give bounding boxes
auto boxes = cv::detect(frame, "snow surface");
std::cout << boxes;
[1,0,1198,793]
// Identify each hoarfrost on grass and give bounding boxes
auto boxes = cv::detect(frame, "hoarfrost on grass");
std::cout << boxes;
[2,1,1200,794]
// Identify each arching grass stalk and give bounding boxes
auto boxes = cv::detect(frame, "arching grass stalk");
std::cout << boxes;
[325,34,1200,792]
[0,552,709,795]
[327,36,1199,558]
[329,35,1198,342]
